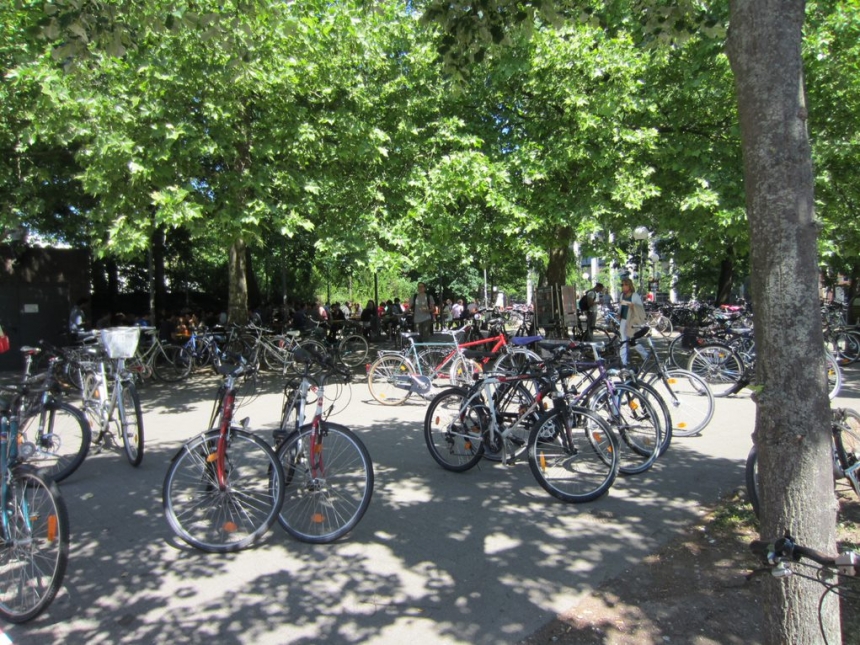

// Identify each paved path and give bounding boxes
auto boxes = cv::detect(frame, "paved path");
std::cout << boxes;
[5,361,859,645]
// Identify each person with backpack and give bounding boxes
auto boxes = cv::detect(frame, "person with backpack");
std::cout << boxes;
[619,278,648,365]
[579,283,604,341]
[411,282,435,341]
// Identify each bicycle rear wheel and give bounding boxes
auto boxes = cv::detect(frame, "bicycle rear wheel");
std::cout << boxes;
[117,382,144,466]
[339,334,369,368]
[367,355,413,405]
[588,383,662,475]
[0,466,69,623]
[19,400,91,482]
[643,369,715,437]
[423,387,484,471]
[153,344,193,382]
[276,422,374,544]
[686,342,745,397]
[162,429,285,553]
[527,407,619,503]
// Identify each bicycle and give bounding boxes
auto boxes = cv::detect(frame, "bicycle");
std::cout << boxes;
[0,406,70,622]
[750,533,860,645]
[81,327,145,467]
[273,347,374,543]
[162,357,286,553]
[126,327,193,383]
[423,347,620,503]
[746,407,860,518]
[6,344,92,482]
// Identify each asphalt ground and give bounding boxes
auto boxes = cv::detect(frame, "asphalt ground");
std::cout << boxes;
[3,341,859,645]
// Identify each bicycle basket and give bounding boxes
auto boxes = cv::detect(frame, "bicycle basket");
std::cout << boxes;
[100,327,141,359]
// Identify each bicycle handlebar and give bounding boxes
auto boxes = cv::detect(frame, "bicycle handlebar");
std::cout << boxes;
[750,534,860,575]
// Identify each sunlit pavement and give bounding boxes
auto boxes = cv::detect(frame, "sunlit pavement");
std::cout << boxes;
[6,351,858,645]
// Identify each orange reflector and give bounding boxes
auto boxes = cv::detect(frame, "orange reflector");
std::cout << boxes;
[464,441,472,450]
[434,416,440,424]
[678,422,688,429]
[629,401,639,411]
[47,515,58,542]
[539,452,546,471]
[667,379,677,384]
[206,453,219,462]
[313,444,323,454]
[312,513,325,523]
[223,521,238,533]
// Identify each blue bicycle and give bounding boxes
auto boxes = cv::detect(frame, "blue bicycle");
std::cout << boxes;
[0,398,69,622]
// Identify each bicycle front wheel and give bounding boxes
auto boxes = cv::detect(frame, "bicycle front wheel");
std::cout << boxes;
[423,387,484,471]
[0,466,69,623]
[643,369,715,437]
[19,401,91,482]
[527,407,619,503]
[153,344,193,382]
[276,422,373,544]
[588,384,662,475]
[117,382,144,466]
[162,429,285,553]
[367,355,414,405]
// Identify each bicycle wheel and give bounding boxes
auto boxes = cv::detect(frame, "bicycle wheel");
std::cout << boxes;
[0,466,69,623]
[744,444,761,518]
[163,429,285,553]
[423,387,484,472]
[276,422,374,544]
[491,348,541,376]
[652,314,673,337]
[826,351,842,400]
[831,330,860,365]
[19,401,91,483]
[834,409,860,495]
[261,337,290,372]
[367,355,414,405]
[632,380,673,457]
[153,344,193,382]
[117,382,144,466]
[668,333,701,370]
[686,342,745,397]
[588,383,662,475]
[643,369,715,437]
[527,407,619,503]
[339,334,369,368]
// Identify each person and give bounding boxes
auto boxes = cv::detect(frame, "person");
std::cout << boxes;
[442,299,453,330]
[69,297,89,337]
[411,282,435,341]
[360,300,378,339]
[451,299,464,328]
[328,302,346,341]
[584,282,605,341]
[619,277,648,366]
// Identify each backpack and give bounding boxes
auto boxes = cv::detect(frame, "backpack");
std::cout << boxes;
[579,291,593,312]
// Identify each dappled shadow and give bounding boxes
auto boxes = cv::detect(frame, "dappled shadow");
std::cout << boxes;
[0,369,832,644]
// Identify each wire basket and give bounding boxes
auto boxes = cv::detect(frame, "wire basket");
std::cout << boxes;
[100,327,141,359]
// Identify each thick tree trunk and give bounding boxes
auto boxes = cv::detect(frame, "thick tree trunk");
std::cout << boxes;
[728,2,838,643]
[228,238,249,325]
[546,227,572,287]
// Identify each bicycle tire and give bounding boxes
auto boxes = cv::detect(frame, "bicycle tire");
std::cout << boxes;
[834,409,860,491]
[19,400,91,482]
[631,380,673,456]
[117,382,144,466]
[826,351,842,400]
[491,348,542,376]
[339,334,369,368]
[0,466,69,623]
[745,444,760,517]
[527,407,619,503]
[643,369,715,437]
[652,314,674,337]
[163,429,285,553]
[831,330,860,365]
[153,344,193,382]
[367,355,414,405]
[587,383,662,475]
[276,422,374,544]
[423,387,484,472]
[667,333,702,370]
[261,337,290,372]
[686,342,746,397]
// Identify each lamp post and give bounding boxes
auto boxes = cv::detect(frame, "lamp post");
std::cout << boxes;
[632,226,650,294]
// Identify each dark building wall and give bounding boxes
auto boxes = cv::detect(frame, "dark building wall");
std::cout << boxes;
[0,245,90,371]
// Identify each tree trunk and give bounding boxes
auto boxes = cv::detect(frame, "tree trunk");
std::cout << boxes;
[728,2,838,643]
[546,227,572,287]
[715,252,734,306]
[228,238,249,325]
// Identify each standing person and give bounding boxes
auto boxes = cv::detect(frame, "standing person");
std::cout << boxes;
[619,278,648,366]
[583,282,605,341]
[451,299,464,328]
[442,299,453,330]
[411,282,435,341]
